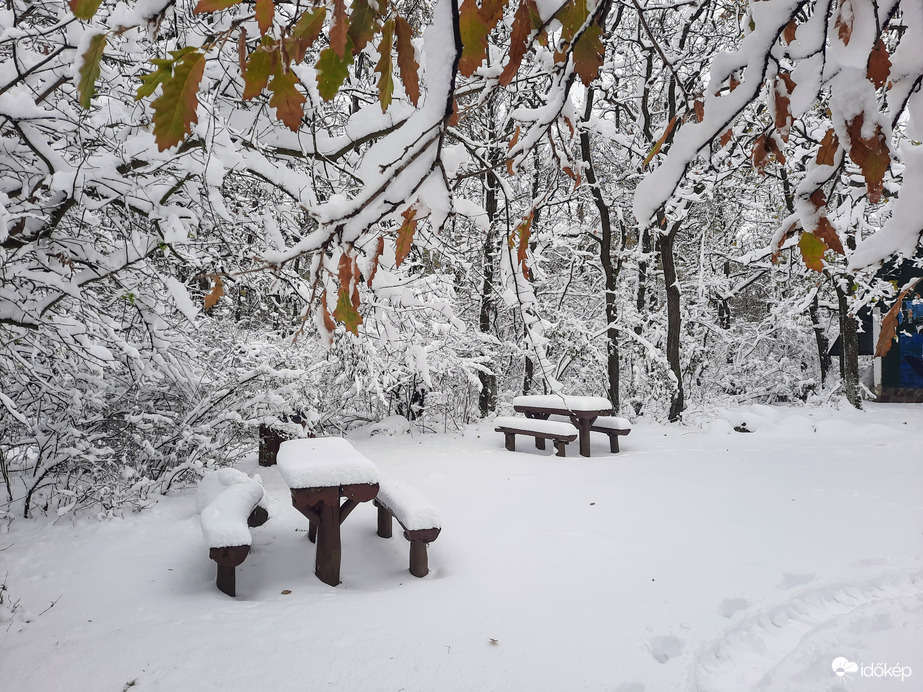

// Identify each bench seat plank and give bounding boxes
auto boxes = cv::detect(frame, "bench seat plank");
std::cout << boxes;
[494,416,578,438]
[375,475,441,577]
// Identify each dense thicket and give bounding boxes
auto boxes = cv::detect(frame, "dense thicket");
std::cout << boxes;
[1,0,920,517]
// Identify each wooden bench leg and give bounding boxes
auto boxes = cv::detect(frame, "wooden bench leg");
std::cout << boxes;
[216,564,236,597]
[535,437,546,450]
[315,501,342,586]
[308,520,317,543]
[376,502,392,538]
[504,432,515,452]
[609,434,619,453]
[409,539,429,577]
[554,439,567,457]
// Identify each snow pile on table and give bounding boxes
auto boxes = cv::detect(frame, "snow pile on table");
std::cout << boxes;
[591,416,632,430]
[277,437,380,488]
[512,394,612,411]
[494,415,577,436]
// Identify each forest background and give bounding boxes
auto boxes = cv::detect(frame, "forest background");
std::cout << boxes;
[1,0,921,519]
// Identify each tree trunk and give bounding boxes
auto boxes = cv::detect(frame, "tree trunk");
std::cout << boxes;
[580,88,620,409]
[809,291,831,386]
[658,225,684,421]
[478,167,498,417]
[835,282,861,408]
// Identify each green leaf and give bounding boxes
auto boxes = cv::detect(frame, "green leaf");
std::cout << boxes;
[69,0,103,21]
[268,66,306,131]
[572,22,603,86]
[242,46,275,100]
[193,0,243,13]
[77,33,107,109]
[347,0,378,55]
[290,8,326,63]
[151,51,206,152]
[458,0,490,77]
[332,286,363,334]
[798,231,826,273]
[375,20,394,113]
[315,37,354,101]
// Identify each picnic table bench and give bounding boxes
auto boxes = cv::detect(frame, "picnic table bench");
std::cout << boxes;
[513,395,614,457]
[494,416,577,456]
[374,475,442,577]
[277,437,380,587]
[197,469,269,597]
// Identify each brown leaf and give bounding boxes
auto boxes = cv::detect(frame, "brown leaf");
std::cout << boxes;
[642,115,678,167]
[395,17,420,106]
[774,73,795,141]
[815,216,844,255]
[783,20,797,44]
[269,64,306,131]
[729,74,740,92]
[835,0,854,46]
[333,254,363,334]
[845,113,890,203]
[375,20,394,113]
[320,290,336,332]
[764,133,786,165]
[395,206,417,268]
[751,134,769,174]
[238,28,247,75]
[867,38,892,89]
[151,51,206,151]
[572,22,604,86]
[809,188,826,210]
[204,274,224,310]
[816,128,839,166]
[694,99,704,123]
[719,128,733,148]
[516,213,533,275]
[367,236,385,288]
[330,0,348,59]
[875,281,921,357]
[499,0,536,86]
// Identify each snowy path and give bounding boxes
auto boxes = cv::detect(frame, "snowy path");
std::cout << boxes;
[1,404,921,692]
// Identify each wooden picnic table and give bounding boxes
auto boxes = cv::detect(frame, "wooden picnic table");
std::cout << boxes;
[512,395,613,457]
[277,438,380,586]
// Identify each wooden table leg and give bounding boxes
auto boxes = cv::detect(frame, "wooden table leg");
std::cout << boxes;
[314,500,341,586]
[574,417,592,457]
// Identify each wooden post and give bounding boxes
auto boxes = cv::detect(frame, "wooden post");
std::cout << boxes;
[535,437,546,450]
[315,500,341,586]
[376,501,392,538]
[609,434,619,453]
[574,418,592,457]
[258,425,284,466]
[504,433,515,451]
[308,521,317,543]
[216,564,236,597]
[409,539,428,577]
[554,440,567,457]
[209,545,250,597]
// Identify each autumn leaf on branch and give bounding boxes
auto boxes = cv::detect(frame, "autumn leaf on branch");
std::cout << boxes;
[69,0,103,20]
[815,217,845,255]
[268,64,306,131]
[835,0,854,46]
[77,33,107,109]
[816,128,839,166]
[255,0,274,36]
[395,17,420,106]
[204,274,225,311]
[782,19,797,44]
[288,8,327,63]
[643,116,678,168]
[151,51,206,151]
[514,213,533,279]
[867,39,892,89]
[330,0,349,59]
[458,0,491,77]
[499,0,538,86]
[845,113,890,203]
[316,38,355,101]
[242,44,276,101]
[572,22,604,87]
[395,206,418,268]
[193,0,243,12]
[375,20,395,113]
[367,236,385,288]
[347,0,378,55]
[875,279,922,357]
[774,72,795,141]
[798,231,827,272]
[332,253,363,334]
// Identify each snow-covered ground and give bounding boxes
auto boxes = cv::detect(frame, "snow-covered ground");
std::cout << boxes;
[1,403,921,692]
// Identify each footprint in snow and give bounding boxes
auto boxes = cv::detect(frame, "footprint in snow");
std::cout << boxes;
[649,635,684,664]
[718,597,750,618]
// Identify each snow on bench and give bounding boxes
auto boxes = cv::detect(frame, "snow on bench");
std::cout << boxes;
[494,415,578,457]
[589,416,632,453]
[196,469,268,597]
[374,474,441,577]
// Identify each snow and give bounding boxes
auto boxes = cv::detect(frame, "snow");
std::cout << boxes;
[1,404,922,691]
[494,415,579,436]
[198,474,264,548]
[512,394,613,411]
[591,415,632,431]
[276,437,381,489]
[377,474,441,532]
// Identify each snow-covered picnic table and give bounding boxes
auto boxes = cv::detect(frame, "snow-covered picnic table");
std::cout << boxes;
[512,395,614,457]
[277,438,381,586]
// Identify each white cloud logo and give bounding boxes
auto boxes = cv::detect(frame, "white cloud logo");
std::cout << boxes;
[832,657,859,677]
